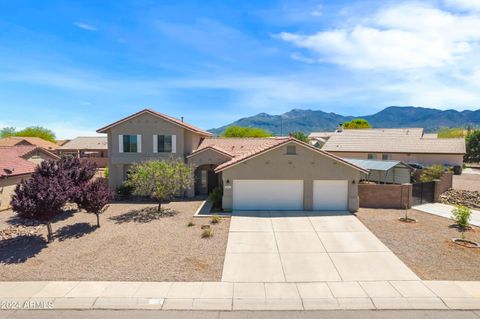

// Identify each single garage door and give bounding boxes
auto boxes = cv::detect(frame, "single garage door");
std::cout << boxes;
[313,180,348,210]
[233,180,303,210]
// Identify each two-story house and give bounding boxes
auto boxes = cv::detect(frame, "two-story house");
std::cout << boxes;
[97,109,367,212]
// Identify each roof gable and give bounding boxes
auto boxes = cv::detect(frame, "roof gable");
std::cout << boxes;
[214,138,368,174]
[96,109,212,136]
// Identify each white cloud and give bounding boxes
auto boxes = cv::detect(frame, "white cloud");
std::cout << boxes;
[279,2,480,70]
[73,22,97,31]
[444,0,480,12]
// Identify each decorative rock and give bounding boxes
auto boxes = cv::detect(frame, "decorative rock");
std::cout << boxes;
[440,189,480,209]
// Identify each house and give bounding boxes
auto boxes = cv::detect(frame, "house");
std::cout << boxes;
[97,109,368,211]
[0,136,59,151]
[58,136,108,168]
[0,146,60,210]
[320,128,465,167]
[308,132,335,148]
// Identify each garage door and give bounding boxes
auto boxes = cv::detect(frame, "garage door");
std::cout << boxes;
[233,180,303,210]
[313,180,348,210]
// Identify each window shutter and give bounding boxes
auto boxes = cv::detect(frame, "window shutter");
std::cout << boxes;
[153,135,158,153]
[172,135,177,153]
[137,135,142,153]
[119,135,123,153]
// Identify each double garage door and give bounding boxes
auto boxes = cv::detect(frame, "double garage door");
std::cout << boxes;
[232,180,348,211]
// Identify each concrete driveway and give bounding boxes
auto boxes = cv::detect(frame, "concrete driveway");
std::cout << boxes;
[222,211,419,282]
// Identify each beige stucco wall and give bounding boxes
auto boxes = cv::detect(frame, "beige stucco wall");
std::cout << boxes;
[0,174,30,211]
[330,151,463,166]
[105,112,205,189]
[221,142,362,211]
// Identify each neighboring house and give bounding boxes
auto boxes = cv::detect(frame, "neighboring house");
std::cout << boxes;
[308,132,335,148]
[320,128,465,167]
[58,136,108,168]
[0,136,59,151]
[98,109,368,211]
[0,146,60,210]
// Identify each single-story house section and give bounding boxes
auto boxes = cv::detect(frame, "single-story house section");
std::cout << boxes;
[345,158,412,184]
[0,146,60,210]
[58,136,108,167]
[0,136,59,151]
[320,128,465,167]
[97,109,368,211]
[308,131,335,148]
[188,137,368,211]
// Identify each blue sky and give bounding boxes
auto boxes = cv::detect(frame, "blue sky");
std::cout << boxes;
[1,0,480,138]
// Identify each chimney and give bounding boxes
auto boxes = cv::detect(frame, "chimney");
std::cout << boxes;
[181,116,184,122]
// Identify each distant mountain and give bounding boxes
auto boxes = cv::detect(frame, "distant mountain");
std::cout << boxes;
[209,106,480,135]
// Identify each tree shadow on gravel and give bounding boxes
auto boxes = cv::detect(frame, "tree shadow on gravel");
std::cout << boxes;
[6,209,75,227]
[109,207,177,224]
[0,235,47,264]
[55,223,97,241]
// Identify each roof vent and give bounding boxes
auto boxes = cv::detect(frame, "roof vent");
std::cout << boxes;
[3,168,14,175]
[181,116,184,122]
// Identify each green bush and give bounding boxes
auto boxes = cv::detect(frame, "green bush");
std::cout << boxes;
[211,215,221,224]
[187,221,195,227]
[419,165,445,182]
[451,205,472,229]
[202,228,213,238]
[116,183,134,198]
[104,167,109,178]
[208,187,223,208]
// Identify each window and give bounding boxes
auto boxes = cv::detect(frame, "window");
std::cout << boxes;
[123,135,138,153]
[382,154,392,160]
[368,154,377,160]
[158,135,172,153]
[286,145,297,155]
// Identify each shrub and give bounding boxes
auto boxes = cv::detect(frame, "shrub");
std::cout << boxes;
[116,184,134,198]
[208,187,223,209]
[419,165,445,182]
[187,221,195,227]
[452,205,472,230]
[104,167,109,178]
[76,178,113,227]
[221,126,271,137]
[211,215,221,224]
[202,228,213,238]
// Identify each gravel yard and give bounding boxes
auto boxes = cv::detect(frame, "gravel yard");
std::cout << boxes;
[356,208,480,281]
[0,200,230,281]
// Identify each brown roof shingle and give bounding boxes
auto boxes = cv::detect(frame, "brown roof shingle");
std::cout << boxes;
[0,137,59,150]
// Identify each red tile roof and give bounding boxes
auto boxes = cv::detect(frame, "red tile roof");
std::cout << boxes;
[0,137,59,150]
[191,137,368,173]
[0,146,59,178]
[96,109,213,136]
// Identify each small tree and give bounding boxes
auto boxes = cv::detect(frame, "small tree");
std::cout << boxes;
[58,157,97,202]
[465,130,480,163]
[11,175,67,242]
[452,205,472,235]
[342,119,372,129]
[289,131,309,143]
[76,178,113,227]
[419,165,445,182]
[221,126,271,137]
[125,160,193,211]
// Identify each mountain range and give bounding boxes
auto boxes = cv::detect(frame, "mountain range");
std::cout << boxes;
[209,106,480,135]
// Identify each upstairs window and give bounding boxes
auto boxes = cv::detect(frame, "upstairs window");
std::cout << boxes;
[122,135,138,153]
[368,153,377,160]
[158,135,172,153]
[382,154,392,160]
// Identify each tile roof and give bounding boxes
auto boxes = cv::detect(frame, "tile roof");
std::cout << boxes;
[322,128,465,154]
[0,136,59,150]
[191,137,368,173]
[96,109,213,136]
[59,136,107,150]
[0,146,60,178]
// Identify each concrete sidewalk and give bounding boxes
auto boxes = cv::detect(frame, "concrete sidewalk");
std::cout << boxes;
[414,203,480,227]
[0,280,479,311]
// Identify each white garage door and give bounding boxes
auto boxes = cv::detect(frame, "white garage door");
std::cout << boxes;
[233,180,303,210]
[313,180,348,210]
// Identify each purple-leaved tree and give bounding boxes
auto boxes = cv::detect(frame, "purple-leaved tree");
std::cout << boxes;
[76,178,113,227]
